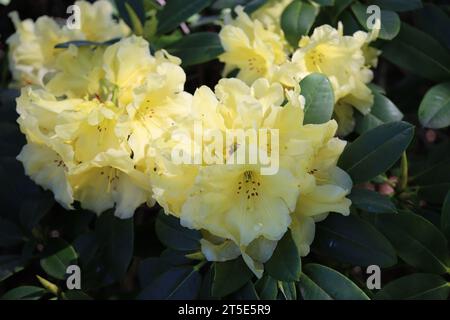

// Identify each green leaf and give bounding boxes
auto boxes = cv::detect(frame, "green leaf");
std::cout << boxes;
[231,281,259,300]
[0,218,24,247]
[375,273,450,300]
[279,281,297,300]
[198,265,217,299]
[355,86,403,134]
[441,191,450,240]
[312,0,334,6]
[1,286,46,300]
[255,275,278,300]
[351,2,400,40]
[369,0,422,12]
[138,257,172,288]
[155,211,201,251]
[54,38,120,49]
[313,213,397,267]
[138,266,201,299]
[156,0,213,35]
[298,273,332,300]
[413,4,450,50]
[348,188,397,213]
[418,82,450,129]
[40,239,78,280]
[300,73,334,125]
[0,255,25,282]
[124,2,144,35]
[166,32,224,67]
[265,231,301,281]
[381,23,450,81]
[212,257,253,297]
[281,1,318,47]
[115,0,146,29]
[338,121,414,184]
[96,211,134,280]
[412,142,450,204]
[300,264,370,300]
[374,212,450,274]
[244,0,269,14]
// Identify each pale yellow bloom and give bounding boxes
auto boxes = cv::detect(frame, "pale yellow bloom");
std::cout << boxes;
[219,7,298,86]
[251,0,292,39]
[7,12,66,86]
[7,0,130,87]
[293,23,378,135]
[151,78,351,276]
[17,36,190,218]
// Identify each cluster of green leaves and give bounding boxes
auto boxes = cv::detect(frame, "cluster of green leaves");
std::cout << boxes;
[1,0,450,300]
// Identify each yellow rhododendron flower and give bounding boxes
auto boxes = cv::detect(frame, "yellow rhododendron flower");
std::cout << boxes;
[7,0,130,87]
[251,0,292,37]
[150,78,351,277]
[218,7,298,87]
[17,36,190,218]
[293,23,378,135]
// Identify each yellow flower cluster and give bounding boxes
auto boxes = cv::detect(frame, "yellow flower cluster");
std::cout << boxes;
[17,36,190,218]
[7,0,130,86]
[11,1,354,274]
[219,5,380,135]
[150,78,351,276]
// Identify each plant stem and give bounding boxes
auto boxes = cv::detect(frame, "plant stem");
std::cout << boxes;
[399,152,408,191]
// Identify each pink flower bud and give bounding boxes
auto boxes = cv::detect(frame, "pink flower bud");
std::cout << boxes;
[379,183,395,196]
[425,129,437,143]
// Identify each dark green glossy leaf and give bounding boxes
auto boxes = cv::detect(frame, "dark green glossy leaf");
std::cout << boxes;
[279,281,297,300]
[300,73,334,125]
[374,212,450,274]
[40,239,78,280]
[352,2,400,40]
[300,264,369,300]
[96,211,134,280]
[115,0,146,28]
[375,273,450,300]
[313,213,397,267]
[418,82,450,129]
[212,257,253,297]
[138,257,172,288]
[231,281,259,300]
[255,274,278,300]
[155,211,201,251]
[166,32,223,67]
[298,273,332,300]
[413,4,450,50]
[370,0,422,12]
[281,1,318,47]
[1,286,46,300]
[313,0,334,6]
[138,266,201,300]
[244,0,269,14]
[156,0,213,35]
[265,231,301,281]
[0,255,25,282]
[355,87,403,134]
[381,23,450,81]
[198,265,217,300]
[442,191,450,240]
[338,121,414,184]
[55,38,120,49]
[348,188,397,213]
